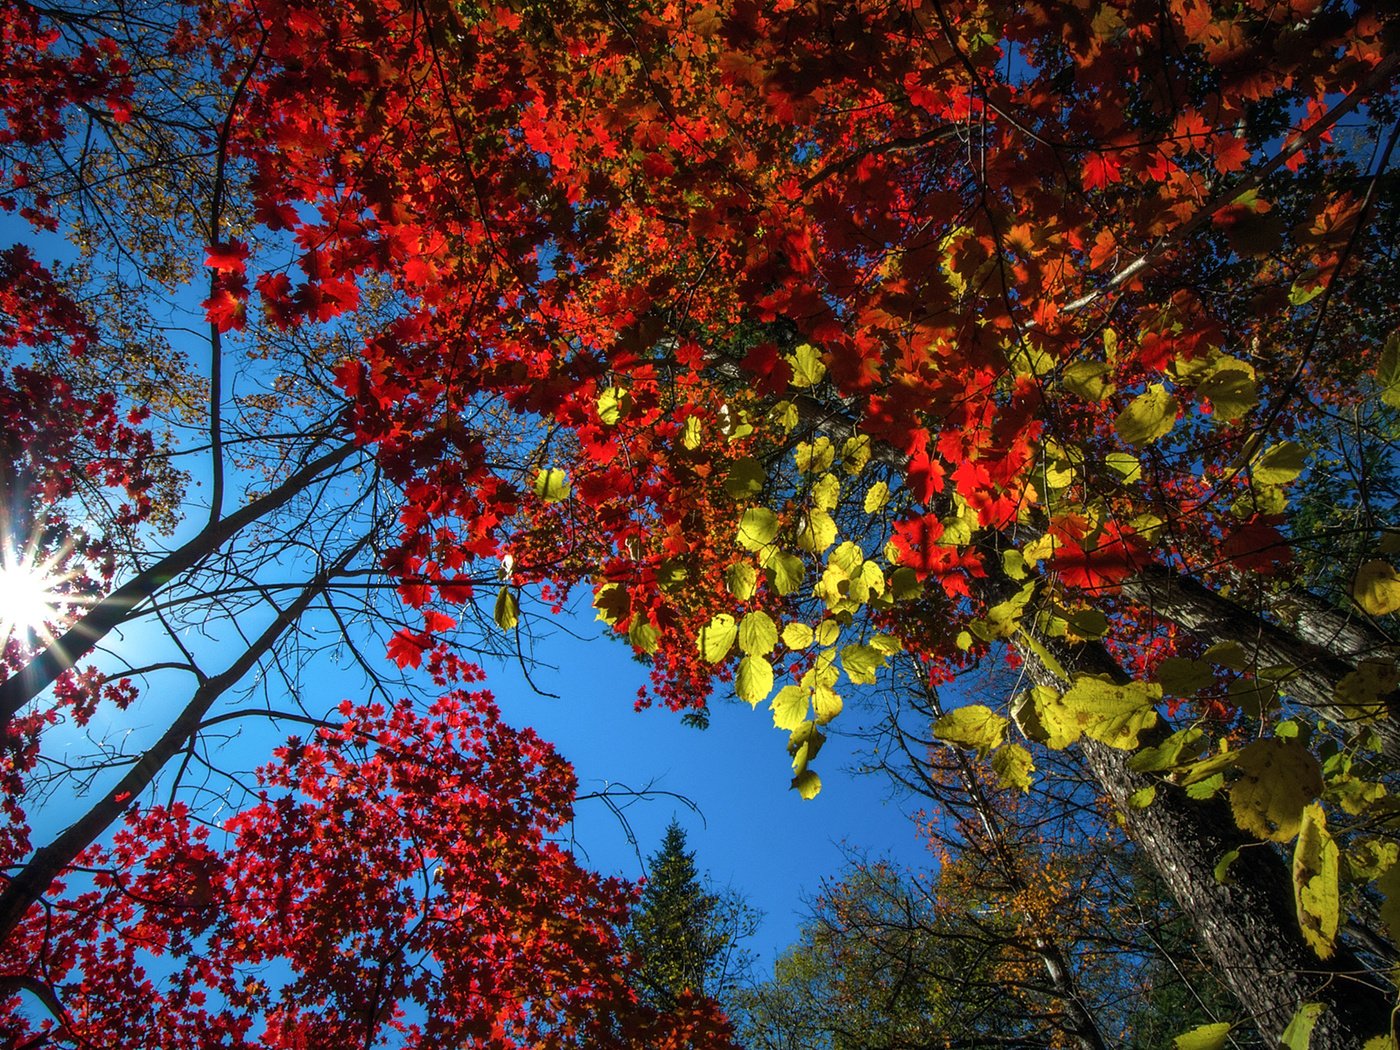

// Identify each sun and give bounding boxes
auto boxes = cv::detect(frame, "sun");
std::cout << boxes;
[0,543,68,646]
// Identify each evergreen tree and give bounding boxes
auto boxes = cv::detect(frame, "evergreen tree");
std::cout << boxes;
[624,822,756,1012]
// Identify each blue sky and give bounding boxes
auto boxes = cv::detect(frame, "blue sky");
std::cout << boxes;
[480,602,933,970]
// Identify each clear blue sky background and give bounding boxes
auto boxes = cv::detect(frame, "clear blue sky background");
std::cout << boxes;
[481,602,932,971]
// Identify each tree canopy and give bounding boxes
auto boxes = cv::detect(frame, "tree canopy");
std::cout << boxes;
[0,0,1398,1045]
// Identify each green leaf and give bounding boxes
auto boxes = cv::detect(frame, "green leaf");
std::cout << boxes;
[771,685,809,730]
[726,562,758,600]
[932,705,1008,753]
[1173,1021,1232,1050]
[1380,330,1400,409]
[493,586,519,630]
[737,507,780,551]
[1187,772,1226,800]
[791,769,821,799]
[1230,738,1323,842]
[724,457,767,499]
[738,610,779,656]
[1063,607,1109,639]
[1353,561,1400,616]
[992,744,1035,791]
[1293,803,1339,959]
[1198,367,1257,422]
[1252,441,1305,484]
[656,558,688,592]
[767,552,805,595]
[787,343,826,388]
[1114,384,1179,445]
[736,655,774,705]
[698,613,738,663]
[890,566,921,600]
[863,480,890,513]
[1128,785,1156,808]
[533,467,571,502]
[1202,640,1249,670]
[1280,1002,1325,1050]
[1002,549,1028,580]
[1213,848,1240,884]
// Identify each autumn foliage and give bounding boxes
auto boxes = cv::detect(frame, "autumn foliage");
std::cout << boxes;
[1,0,1399,1043]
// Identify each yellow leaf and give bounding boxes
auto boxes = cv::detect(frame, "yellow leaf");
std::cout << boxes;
[628,618,659,654]
[1293,803,1340,959]
[533,467,571,502]
[863,480,890,513]
[1230,738,1323,842]
[771,685,809,730]
[738,610,779,656]
[787,343,826,388]
[1252,441,1305,485]
[698,614,738,663]
[1198,367,1257,422]
[736,655,774,706]
[1114,384,1179,445]
[726,562,757,600]
[1062,360,1114,402]
[992,743,1035,791]
[842,434,871,474]
[493,586,519,630]
[813,685,843,725]
[796,509,837,553]
[1173,1022,1232,1050]
[791,769,821,799]
[932,705,1008,753]
[1354,561,1400,616]
[782,622,814,649]
[592,582,629,626]
[737,507,780,551]
[596,386,632,424]
[811,472,840,511]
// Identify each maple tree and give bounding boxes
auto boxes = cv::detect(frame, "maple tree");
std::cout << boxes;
[3,0,1400,1044]
[0,1,735,1043]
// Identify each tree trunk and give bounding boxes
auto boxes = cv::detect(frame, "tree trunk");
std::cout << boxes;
[1122,564,1400,759]
[1016,632,1395,1046]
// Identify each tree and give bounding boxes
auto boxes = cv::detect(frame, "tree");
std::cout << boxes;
[4,0,1400,1044]
[0,2,737,1043]
[624,821,757,1014]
